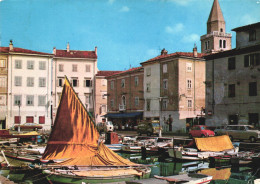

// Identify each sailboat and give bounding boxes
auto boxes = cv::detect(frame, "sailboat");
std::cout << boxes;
[41,77,151,183]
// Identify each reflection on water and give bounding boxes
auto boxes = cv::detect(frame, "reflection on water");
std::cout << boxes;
[1,154,259,184]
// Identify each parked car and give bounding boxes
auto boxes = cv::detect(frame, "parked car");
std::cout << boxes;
[137,120,160,136]
[97,121,114,133]
[214,125,260,143]
[14,123,43,131]
[189,125,215,138]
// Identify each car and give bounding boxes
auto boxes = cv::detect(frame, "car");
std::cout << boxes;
[97,121,114,133]
[214,125,260,143]
[137,120,160,136]
[14,123,43,131]
[189,125,215,138]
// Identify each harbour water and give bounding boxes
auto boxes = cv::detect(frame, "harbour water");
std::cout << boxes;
[1,153,259,184]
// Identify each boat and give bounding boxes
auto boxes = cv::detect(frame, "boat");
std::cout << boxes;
[154,173,213,184]
[41,77,151,183]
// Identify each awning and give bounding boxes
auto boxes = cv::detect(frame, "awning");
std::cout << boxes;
[104,112,143,118]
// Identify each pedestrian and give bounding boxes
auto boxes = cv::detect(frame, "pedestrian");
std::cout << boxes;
[186,122,190,133]
[168,115,173,132]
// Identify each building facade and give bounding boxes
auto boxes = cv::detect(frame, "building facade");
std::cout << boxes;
[200,0,232,54]
[205,22,260,128]
[52,43,98,120]
[0,53,8,129]
[106,67,144,130]
[1,41,53,130]
[141,48,206,133]
[94,71,120,124]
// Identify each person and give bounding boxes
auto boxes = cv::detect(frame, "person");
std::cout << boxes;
[168,115,173,132]
[186,122,190,133]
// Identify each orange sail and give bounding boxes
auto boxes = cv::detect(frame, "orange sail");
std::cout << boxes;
[42,77,135,166]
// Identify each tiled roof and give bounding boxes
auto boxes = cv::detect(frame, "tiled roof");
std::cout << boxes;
[55,50,97,59]
[0,47,52,56]
[106,67,143,78]
[232,22,260,32]
[96,71,122,77]
[142,52,206,64]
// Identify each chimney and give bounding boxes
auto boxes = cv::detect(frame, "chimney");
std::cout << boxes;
[161,48,168,55]
[95,46,97,56]
[9,40,14,51]
[193,44,198,57]
[53,47,56,55]
[66,42,70,52]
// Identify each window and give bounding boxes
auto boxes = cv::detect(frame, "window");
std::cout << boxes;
[86,65,91,72]
[72,64,77,72]
[27,60,34,69]
[229,115,238,125]
[39,61,46,70]
[39,116,45,124]
[220,28,223,32]
[188,100,192,108]
[59,64,64,72]
[187,79,192,89]
[71,78,78,87]
[249,82,257,96]
[0,59,6,68]
[121,79,125,88]
[39,77,46,87]
[219,40,222,48]
[249,30,256,41]
[228,57,236,70]
[14,116,21,124]
[101,79,106,86]
[146,83,151,92]
[146,68,151,76]
[27,77,34,87]
[110,99,114,107]
[14,95,22,106]
[15,76,22,86]
[26,95,34,106]
[0,95,6,105]
[15,60,22,69]
[223,40,226,48]
[207,41,210,50]
[135,76,139,86]
[85,93,90,104]
[135,97,139,106]
[163,63,167,73]
[38,95,46,106]
[26,116,34,123]
[102,92,107,99]
[248,113,259,127]
[84,79,92,87]
[146,99,151,111]
[111,81,114,89]
[186,63,192,72]
[57,78,64,87]
[162,99,168,110]
[228,84,236,97]
[0,77,6,87]
[163,79,168,89]
[101,105,106,114]
[244,53,260,67]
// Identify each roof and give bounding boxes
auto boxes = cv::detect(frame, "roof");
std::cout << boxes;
[96,70,122,77]
[0,47,53,56]
[54,49,97,59]
[106,67,143,78]
[207,0,224,23]
[204,44,260,60]
[141,52,206,65]
[232,22,260,32]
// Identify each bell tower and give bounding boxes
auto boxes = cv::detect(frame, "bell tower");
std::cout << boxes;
[200,0,232,53]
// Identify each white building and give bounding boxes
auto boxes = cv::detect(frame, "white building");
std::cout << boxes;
[52,43,98,119]
[3,41,53,130]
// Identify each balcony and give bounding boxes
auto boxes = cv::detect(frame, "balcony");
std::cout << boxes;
[201,31,232,40]
[119,104,126,111]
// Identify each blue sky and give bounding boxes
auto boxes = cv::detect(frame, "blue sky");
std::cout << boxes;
[0,0,260,71]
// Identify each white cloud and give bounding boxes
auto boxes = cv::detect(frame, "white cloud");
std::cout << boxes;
[240,14,257,25]
[165,23,184,34]
[182,34,200,43]
[108,0,115,4]
[120,6,130,12]
[167,0,193,6]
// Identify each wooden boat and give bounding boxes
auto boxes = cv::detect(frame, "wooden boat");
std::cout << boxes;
[41,77,151,183]
[154,173,213,184]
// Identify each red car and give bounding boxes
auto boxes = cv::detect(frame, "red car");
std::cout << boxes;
[189,125,215,138]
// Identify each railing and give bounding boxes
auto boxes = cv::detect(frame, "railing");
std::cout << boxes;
[201,31,232,40]
[119,104,126,111]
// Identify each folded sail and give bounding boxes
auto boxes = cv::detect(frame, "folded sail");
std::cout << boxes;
[42,77,135,166]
